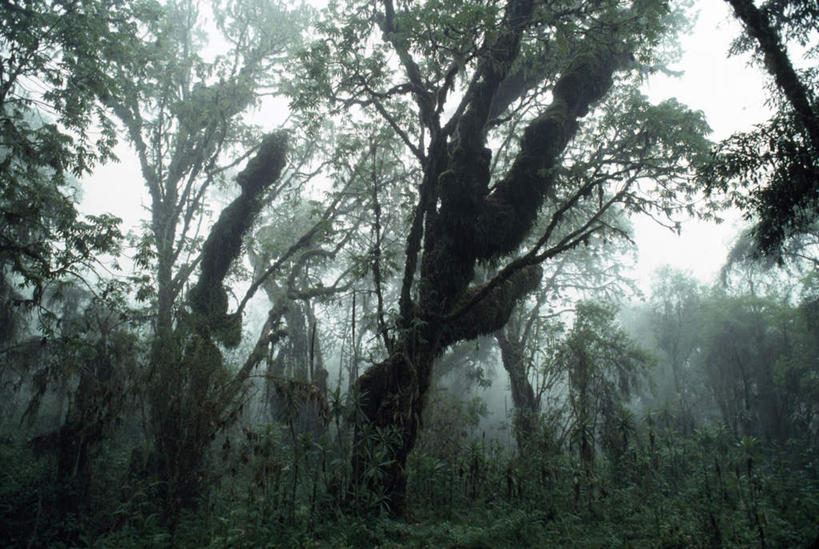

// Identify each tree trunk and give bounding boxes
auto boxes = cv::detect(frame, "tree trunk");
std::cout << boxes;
[354,338,436,513]
[495,330,539,453]
[350,13,630,512]
[147,133,288,524]
[353,266,542,514]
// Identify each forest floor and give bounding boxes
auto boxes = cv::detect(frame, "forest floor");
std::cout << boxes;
[2,427,818,548]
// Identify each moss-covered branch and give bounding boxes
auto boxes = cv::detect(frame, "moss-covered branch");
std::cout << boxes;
[188,131,288,338]
[472,44,632,261]
[438,0,535,232]
[440,264,542,347]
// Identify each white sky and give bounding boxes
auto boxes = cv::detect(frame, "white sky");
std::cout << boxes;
[631,1,772,288]
[80,0,775,290]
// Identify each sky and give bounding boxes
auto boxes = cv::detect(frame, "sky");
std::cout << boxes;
[631,1,772,289]
[80,0,775,291]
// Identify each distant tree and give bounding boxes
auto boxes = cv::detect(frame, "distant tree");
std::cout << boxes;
[246,186,366,428]
[495,236,633,456]
[720,222,819,303]
[558,302,648,471]
[35,287,139,512]
[696,288,817,443]
[644,267,703,432]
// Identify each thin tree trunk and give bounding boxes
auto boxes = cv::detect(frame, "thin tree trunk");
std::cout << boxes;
[495,330,539,453]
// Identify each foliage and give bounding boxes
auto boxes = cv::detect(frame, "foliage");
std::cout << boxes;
[0,0,127,302]
[697,290,818,443]
[630,267,819,447]
[701,107,819,258]
[702,0,819,257]
[5,407,818,548]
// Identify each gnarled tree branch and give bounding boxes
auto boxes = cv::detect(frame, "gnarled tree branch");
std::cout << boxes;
[188,131,288,329]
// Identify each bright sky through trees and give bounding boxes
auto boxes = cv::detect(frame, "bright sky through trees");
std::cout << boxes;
[632,1,772,287]
[80,0,773,291]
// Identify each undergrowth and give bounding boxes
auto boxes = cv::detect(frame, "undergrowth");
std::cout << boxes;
[2,420,818,548]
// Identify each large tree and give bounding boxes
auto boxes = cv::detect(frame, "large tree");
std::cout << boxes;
[291,0,707,514]
[93,0,316,518]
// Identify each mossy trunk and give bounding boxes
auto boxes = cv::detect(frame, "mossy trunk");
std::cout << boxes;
[147,133,288,524]
[352,266,542,515]
[495,330,540,454]
[354,338,437,514]
[349,0,630,514]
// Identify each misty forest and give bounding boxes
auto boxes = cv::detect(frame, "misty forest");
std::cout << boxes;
[1,0,818,547]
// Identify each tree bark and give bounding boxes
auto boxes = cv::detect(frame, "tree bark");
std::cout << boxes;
[352,25,629,514]
[495,330,539,453]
